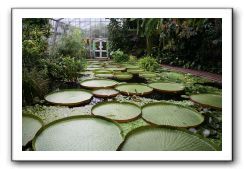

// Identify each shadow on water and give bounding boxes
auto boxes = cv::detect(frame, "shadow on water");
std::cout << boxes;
[146,91,185,101]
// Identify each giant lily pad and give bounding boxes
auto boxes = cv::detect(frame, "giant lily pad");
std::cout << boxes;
[163,72,185,81]
[127,68,144,74]
[85,67,100,71]
[80,79,118,89]
[92,89,119,98]
[92,102,141,122]
[95,73,114,78]
[190,94,222,109]
[148,82,185,93]
[106,67,126,71]
[114,72,133,81]
[142,102,204,127]
[122,64,139,69]
[44,89,93,106]
[22,114,43,146]
[139,72,157,79]
[118,126,217,151]
[115,83,153,96]
[94,69,112,74]
[32,115,123,151]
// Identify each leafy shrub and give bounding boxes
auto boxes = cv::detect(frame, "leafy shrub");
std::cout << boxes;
[128,55,137,64]
[22,68,49,105]
[138,56,160,71]
[42,56,86,82]
[110,49,129,63]
[51,27,87,59]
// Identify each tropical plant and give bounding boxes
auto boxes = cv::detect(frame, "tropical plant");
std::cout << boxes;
[138,56,160,71]
[128,55,137,64]
[51,27,87,59]
[110,49,129,63]
[22,68,49,105]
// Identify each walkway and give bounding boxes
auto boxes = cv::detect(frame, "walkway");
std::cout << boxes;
[161,64,222,84]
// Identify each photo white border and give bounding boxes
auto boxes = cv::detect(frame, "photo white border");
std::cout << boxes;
[12,8,232,161]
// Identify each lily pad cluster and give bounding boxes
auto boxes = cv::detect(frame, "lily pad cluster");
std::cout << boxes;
[23,59,222,151]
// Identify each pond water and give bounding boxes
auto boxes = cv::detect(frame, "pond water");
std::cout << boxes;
[23,60,222,151]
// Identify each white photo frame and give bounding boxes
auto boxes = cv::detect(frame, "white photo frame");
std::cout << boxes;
[12,8,232,161]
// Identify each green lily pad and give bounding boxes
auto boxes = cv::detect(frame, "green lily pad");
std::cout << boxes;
[94,69,112,74]
[44,89,93,106]
[95,73,114,78]
[139,72,157,79]
[92,89,119,98]
[142,102,204,127]
[114,72,133,81]
[127,68,144,74]
[106,67,126,71]
[148,82,185,93]
[32,115,123,151]
[92,102,141,122]
[164,72,185,81]
[118,126,217,151]
[190,94,222,109]
[22,114,43,146]
[115,83,153,96]
[85,67,100,71]
[80,79,118,89]
[122,64,139,69]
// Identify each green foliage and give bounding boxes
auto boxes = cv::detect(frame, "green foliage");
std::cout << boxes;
[107,19,131,52]
[138,56,160,71]
[22,18,51,69]
[51,27,87,59]
[128,55,137,64]
[22,68,49,105]
[22,19,51,105]
[110,49,129,63]
[41,56,86,82]
[107,18,222,74]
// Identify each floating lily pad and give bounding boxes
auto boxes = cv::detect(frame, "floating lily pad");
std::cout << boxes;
[139,72,157,79]
[118,126,217,151]
[115,83,153,96]
[122,64,139,69]
[32,115,123,151]
[114,72,133,81]
[164,72,185,81]
[87,65,102,68]
[85,67,100,71]
[94,69,112,74]
[190,94,222,109]
[44,89,93,106]
[95,73,114,78]
[127,68,144,74]
[106,67,126,71]
[91,102,141,122]
[148,82,185,93]
[80,79,118,89]
[92,89,119,98]
[142,102,204,127]
[22,114,43,146]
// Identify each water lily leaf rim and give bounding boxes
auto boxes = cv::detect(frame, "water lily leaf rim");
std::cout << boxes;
[80,78,118,89]
[148,82,185,93]
[117,125,218,151]
[91,101,142,123]
[44,89,93,106]
[32,115,124,150]
[115,83,153,96]
[92,88,119,98]
[141,102,204,128]
[189,93,222,110]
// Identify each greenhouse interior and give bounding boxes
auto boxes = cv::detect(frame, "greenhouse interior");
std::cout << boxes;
[22,18,222,151]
